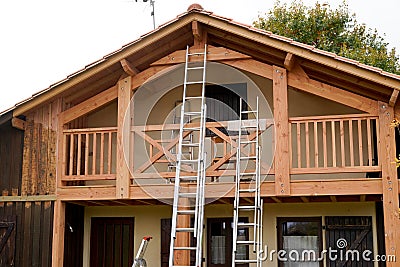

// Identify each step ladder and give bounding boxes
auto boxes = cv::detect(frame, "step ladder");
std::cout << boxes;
[169,44,208,267]
[232,97,263,267]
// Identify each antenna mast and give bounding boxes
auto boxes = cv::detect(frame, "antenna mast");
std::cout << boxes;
[135,0,156,29]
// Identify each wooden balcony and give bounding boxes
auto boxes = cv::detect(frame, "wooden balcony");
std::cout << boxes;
[59,114,382,193]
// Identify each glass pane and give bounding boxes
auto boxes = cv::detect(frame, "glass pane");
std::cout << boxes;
[210,221,227,264]
[282,221,320,267]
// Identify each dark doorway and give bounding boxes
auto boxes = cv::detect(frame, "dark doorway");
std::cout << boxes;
[205,83,247,137]
[90,217,134,267]
[207,217,248,267]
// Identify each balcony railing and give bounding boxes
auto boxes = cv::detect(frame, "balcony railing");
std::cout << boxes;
[289,114,380,175]
[59,114,381,187]
[61,127,117,184]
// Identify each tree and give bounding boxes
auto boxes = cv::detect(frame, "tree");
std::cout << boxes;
[253,0,400,74]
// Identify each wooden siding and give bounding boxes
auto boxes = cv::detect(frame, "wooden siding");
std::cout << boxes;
[0,201,54,267]
[21,99,61,196]
[0,121,24,196]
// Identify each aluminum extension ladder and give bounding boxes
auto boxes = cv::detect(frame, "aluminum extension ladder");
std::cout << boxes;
[169,44,207,267]
[232,97,263,267]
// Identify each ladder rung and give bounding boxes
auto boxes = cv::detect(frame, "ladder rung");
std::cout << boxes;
[184,111,202,116]
[237,240,255,245]
[240,156,257,160]
[182,143,200,147]
[239,188,257,193]
[185,81,203,85]
[241,110,258,114]
[237,222,255,228]
[188,52,206,56]
[178,192,197,198]
[240,172,257,176]
[177,210,196,215]
[176,227,195,232]
[240,140,257,144]
[183,127,201,131]
[187,66,204,70]
[180,159,198,163]
[174,246,197,250]
[235,259,258,263]
[241,125,258,128]
[238,206,256,210]
[185,96,202,100]
[180,176,198,181]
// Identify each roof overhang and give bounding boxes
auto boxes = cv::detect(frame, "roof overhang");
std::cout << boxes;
[6,6,400,117]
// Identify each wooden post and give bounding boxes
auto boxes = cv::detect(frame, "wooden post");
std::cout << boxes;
[51,200,66,267]
[377,101,399,265]
[174,197,191,266]
[116,77,132,199]
[273,66,291,196]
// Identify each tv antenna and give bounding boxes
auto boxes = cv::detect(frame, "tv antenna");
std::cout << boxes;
[135,0,156,29]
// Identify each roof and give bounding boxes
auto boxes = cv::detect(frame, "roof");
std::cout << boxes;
[2,4,400,117]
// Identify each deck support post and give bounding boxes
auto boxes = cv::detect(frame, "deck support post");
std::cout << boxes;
[116,76,132,199]
[51,200,66,267]
[273,66,291,196]
[378,101,399,265]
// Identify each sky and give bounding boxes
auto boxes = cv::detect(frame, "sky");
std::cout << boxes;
[0,0,398,113]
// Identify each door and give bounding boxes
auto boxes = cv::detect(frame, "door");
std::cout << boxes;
[325,216,373,267]
[0,217,15,267]
[207,217,248,267]
[90,217,134,267]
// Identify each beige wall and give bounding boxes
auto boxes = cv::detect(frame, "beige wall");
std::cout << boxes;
[83,202,378,267]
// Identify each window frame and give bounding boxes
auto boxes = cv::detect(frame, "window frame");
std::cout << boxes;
[276,217,323,267]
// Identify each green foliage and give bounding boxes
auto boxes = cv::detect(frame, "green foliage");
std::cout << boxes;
[253,0,400,74]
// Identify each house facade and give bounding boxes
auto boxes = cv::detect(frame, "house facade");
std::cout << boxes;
[0,4,399,267]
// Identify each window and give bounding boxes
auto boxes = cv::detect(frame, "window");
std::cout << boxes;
[277,217,322,267]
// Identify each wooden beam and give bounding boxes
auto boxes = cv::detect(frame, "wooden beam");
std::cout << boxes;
[192,21,203,42]
[377,101,400,265]
[56,178,383,201]
[120,58,139,77]
[273,66,291,196]
[289,65,378,115]
[61,85,118,124]
[0,195,56,202]
[223,59,378,115]
[51,200,65,267]
[151,46,251,66]
[300,196,309,203]
[131,65,171,91]
[270,196,282,203]
[284,53,296,71]
[389,89,399,107]
[11,117,26,130]
[116,77,132,199]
